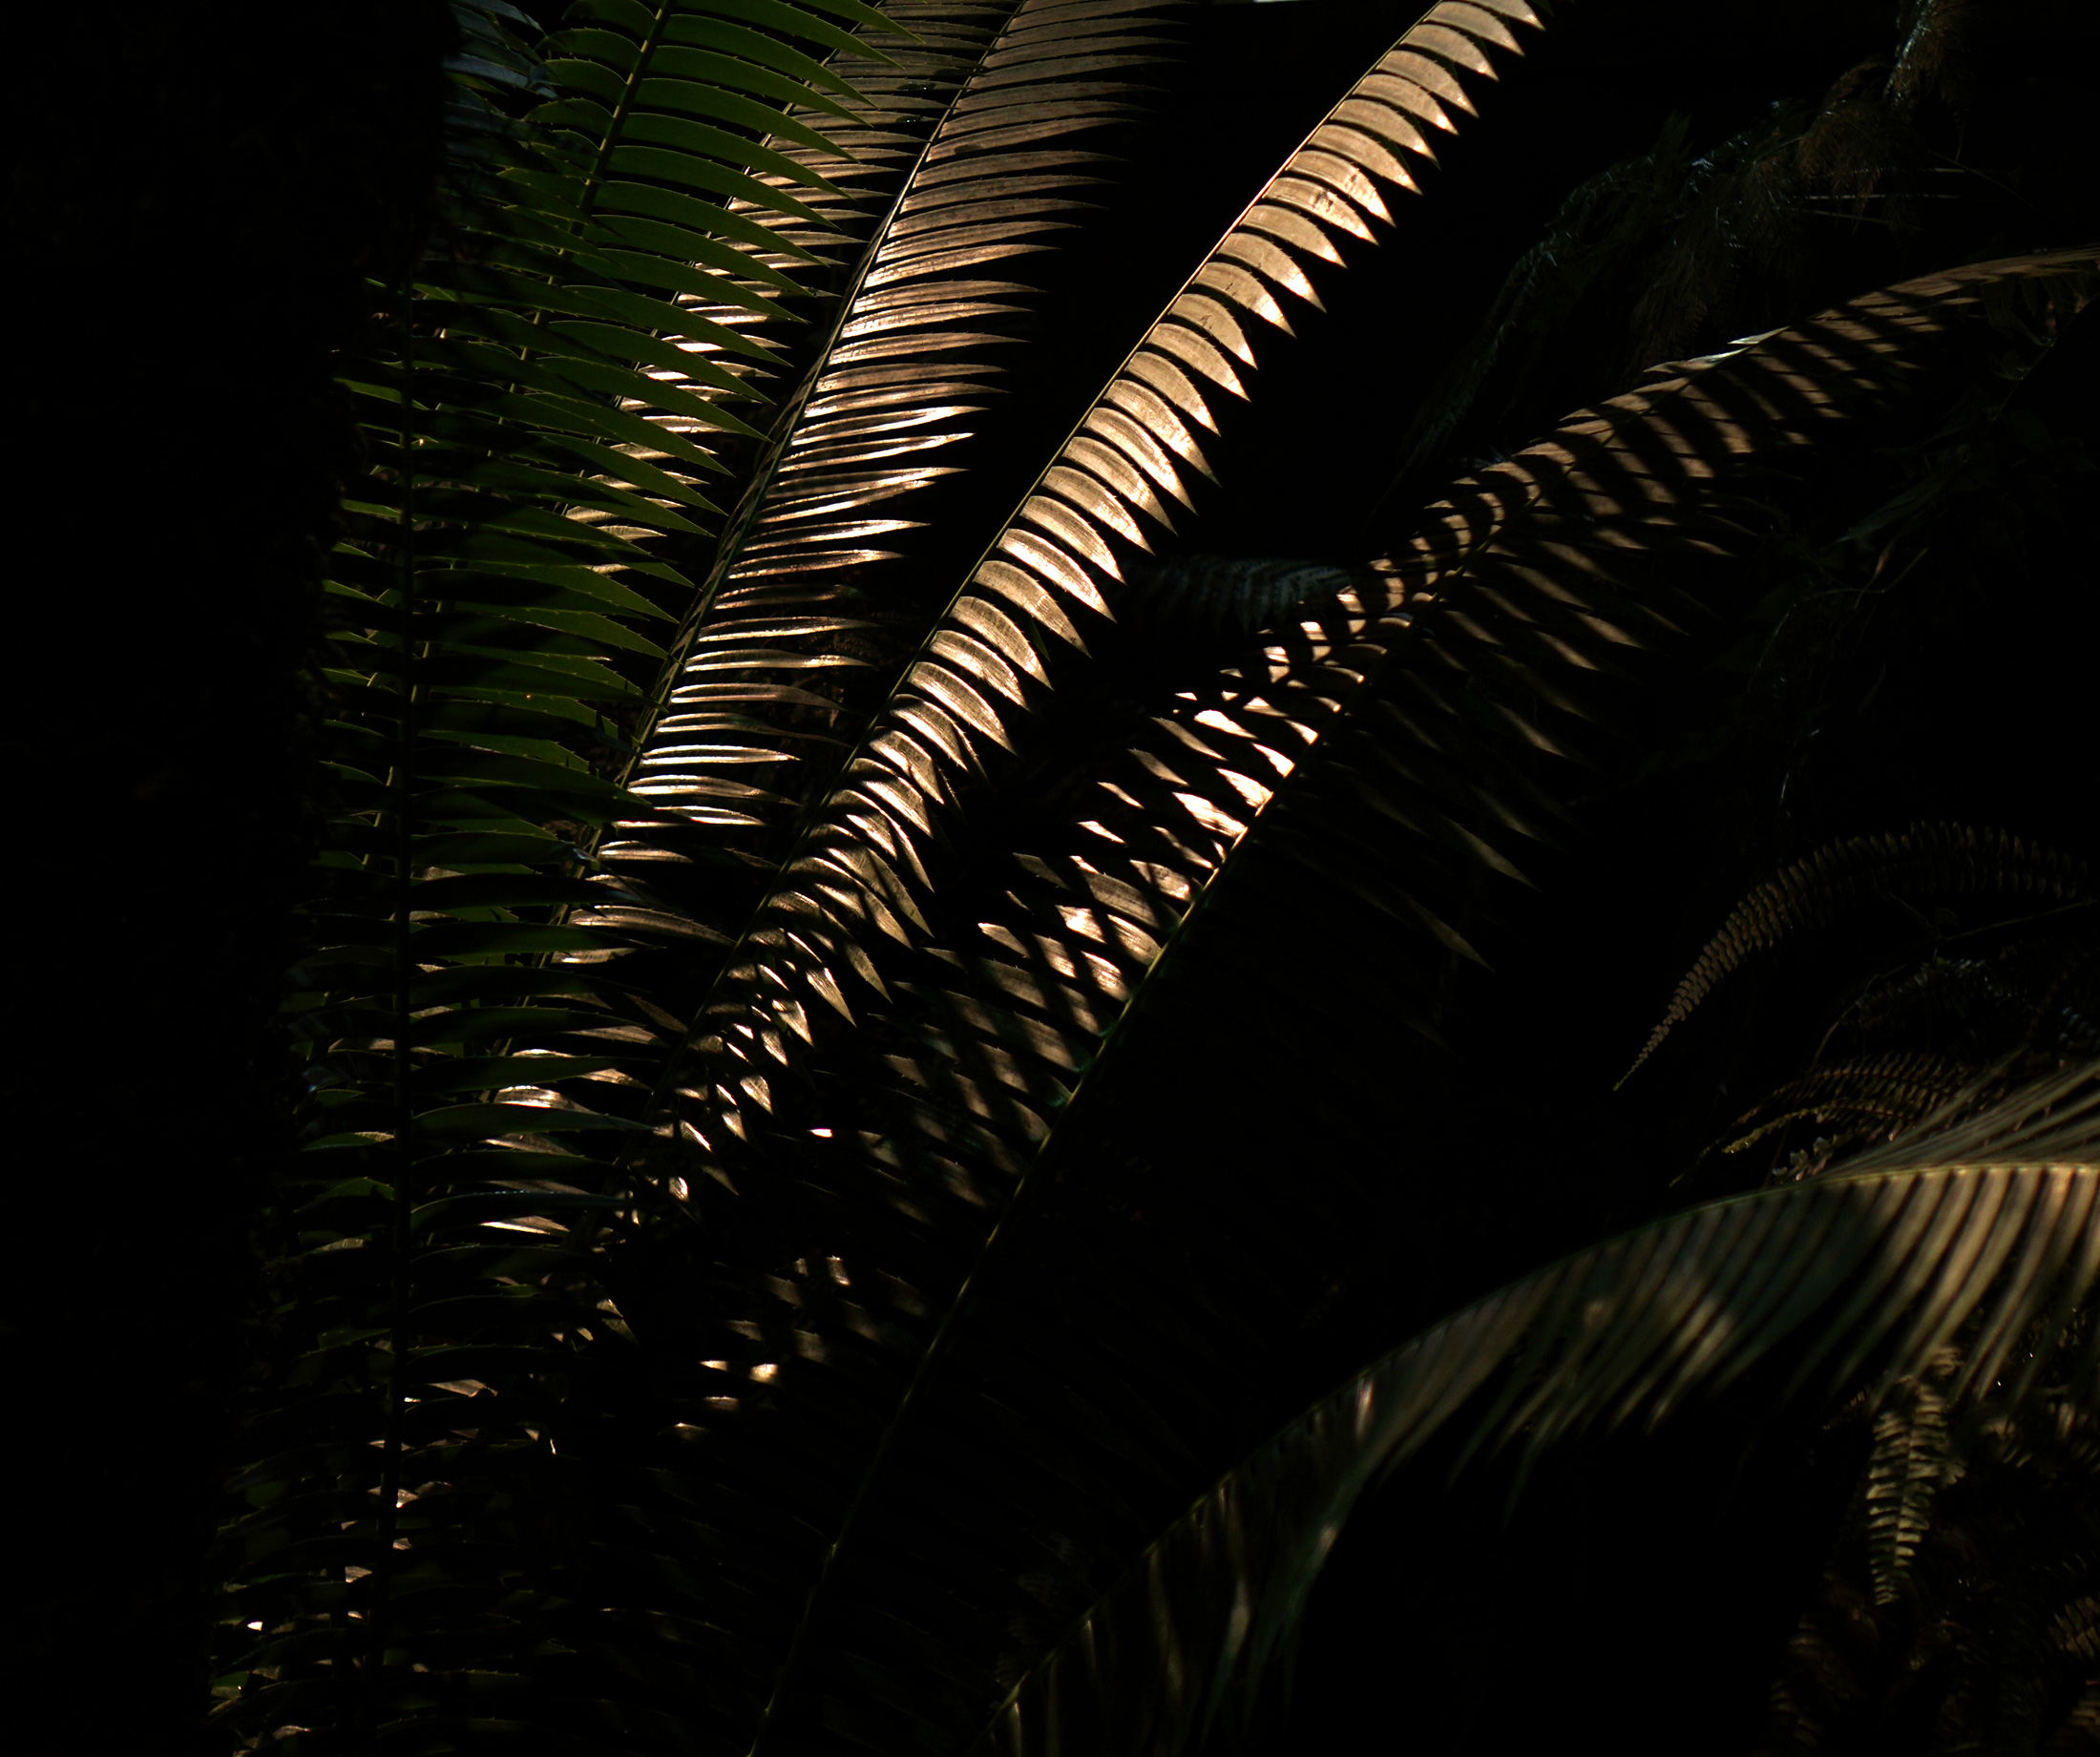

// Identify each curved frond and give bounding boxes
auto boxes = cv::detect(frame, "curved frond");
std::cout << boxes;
[982,1067,2100,1757]
[640,247,2097,1756]
[1707,1051,1974,1170]
[656,0,1554,1202]
[594,8,1559,1736]
[1861,1361,1952,1606]
[1838,1056,2100,1175]
[1628,823,2093,1081]
[211,5,884,1747]
[892,249,2100,1268]
[599,0,1188,961]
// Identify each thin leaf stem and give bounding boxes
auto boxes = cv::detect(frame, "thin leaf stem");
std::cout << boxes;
[579,6,676,227]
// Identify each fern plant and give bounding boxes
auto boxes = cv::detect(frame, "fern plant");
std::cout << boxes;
[190,0,2100,1752]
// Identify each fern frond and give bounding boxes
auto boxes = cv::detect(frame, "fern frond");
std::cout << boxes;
[1768,1352,2100,1753]
[651,0,1554,1211]
[980,1065,2100,1757]
[212,4,878,1747]
[1628,823,2092,1082]
[628,246,2098,1756]
[1709,1051,1971,1168]
[599,0,1189,960]
[1863,1356,1953,1604]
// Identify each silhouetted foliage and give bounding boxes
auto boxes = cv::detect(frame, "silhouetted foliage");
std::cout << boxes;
[15,4,2096,1753]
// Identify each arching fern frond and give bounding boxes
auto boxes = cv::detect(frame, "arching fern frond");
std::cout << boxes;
[980,1065,2100,1757]
[882,251,2100,1263]
[651,0,1553,1207]
[1770,1341,2100,1751]
[1861,1356,1954,1606]
[600,0,1191,971]
[212,5,883,1749]
[637,245,2098,1757]
[1628,823,2093,1082]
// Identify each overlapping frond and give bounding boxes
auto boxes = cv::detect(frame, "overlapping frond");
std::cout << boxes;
[638,248,2096,1756]
[884,251,2099,1250]
[602,0,1189,962]
[1839,1056,2100,1176]
[211,5,884,1749]
[654,0,1552,1204]
[982,1067,2100,1757]
[197,0,2100,1741]
[582,9,1555,1739]
[1628,823,2094,1081]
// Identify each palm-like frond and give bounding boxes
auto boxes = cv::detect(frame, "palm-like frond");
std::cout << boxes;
[211,5,891,1748]
[885,248,2098,1268]
[650,0,1550,1205]
[186,0,2100,1745]
[983,1063,2100,1757]
[571,6,1551,1738]
[627,247,2096,1753]
[1836,1057,2100,1176]
[600,0,1190,973]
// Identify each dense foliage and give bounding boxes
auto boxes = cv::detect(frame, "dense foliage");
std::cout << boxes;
[15,2,2097,1752]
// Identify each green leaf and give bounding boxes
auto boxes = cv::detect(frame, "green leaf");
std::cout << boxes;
[410,1056,626,1096]
[677,0,905,58]
[414,1101,653,1137]
[631,76,851,162]
[417,650,644,701]
[406,922,609,959]
[651,11,872,102]
[608,144,830,231]
[988,1127,2100,1756]
[410,1009,619,1047]
[410,830,572,867]
[543,56,626,107]
[537,433,723,508]
[538,28,649,75]
[637,44,861,122]
[594,177,822,262]
[537,347,760,433]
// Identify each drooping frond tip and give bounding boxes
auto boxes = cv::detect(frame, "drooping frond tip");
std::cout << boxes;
[977,1059,2100,1757]
[1623,823,2090,1085]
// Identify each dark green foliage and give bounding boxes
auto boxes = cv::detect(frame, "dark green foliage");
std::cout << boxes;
[1631,824,2091,1078]
[25,1,2100,1752]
